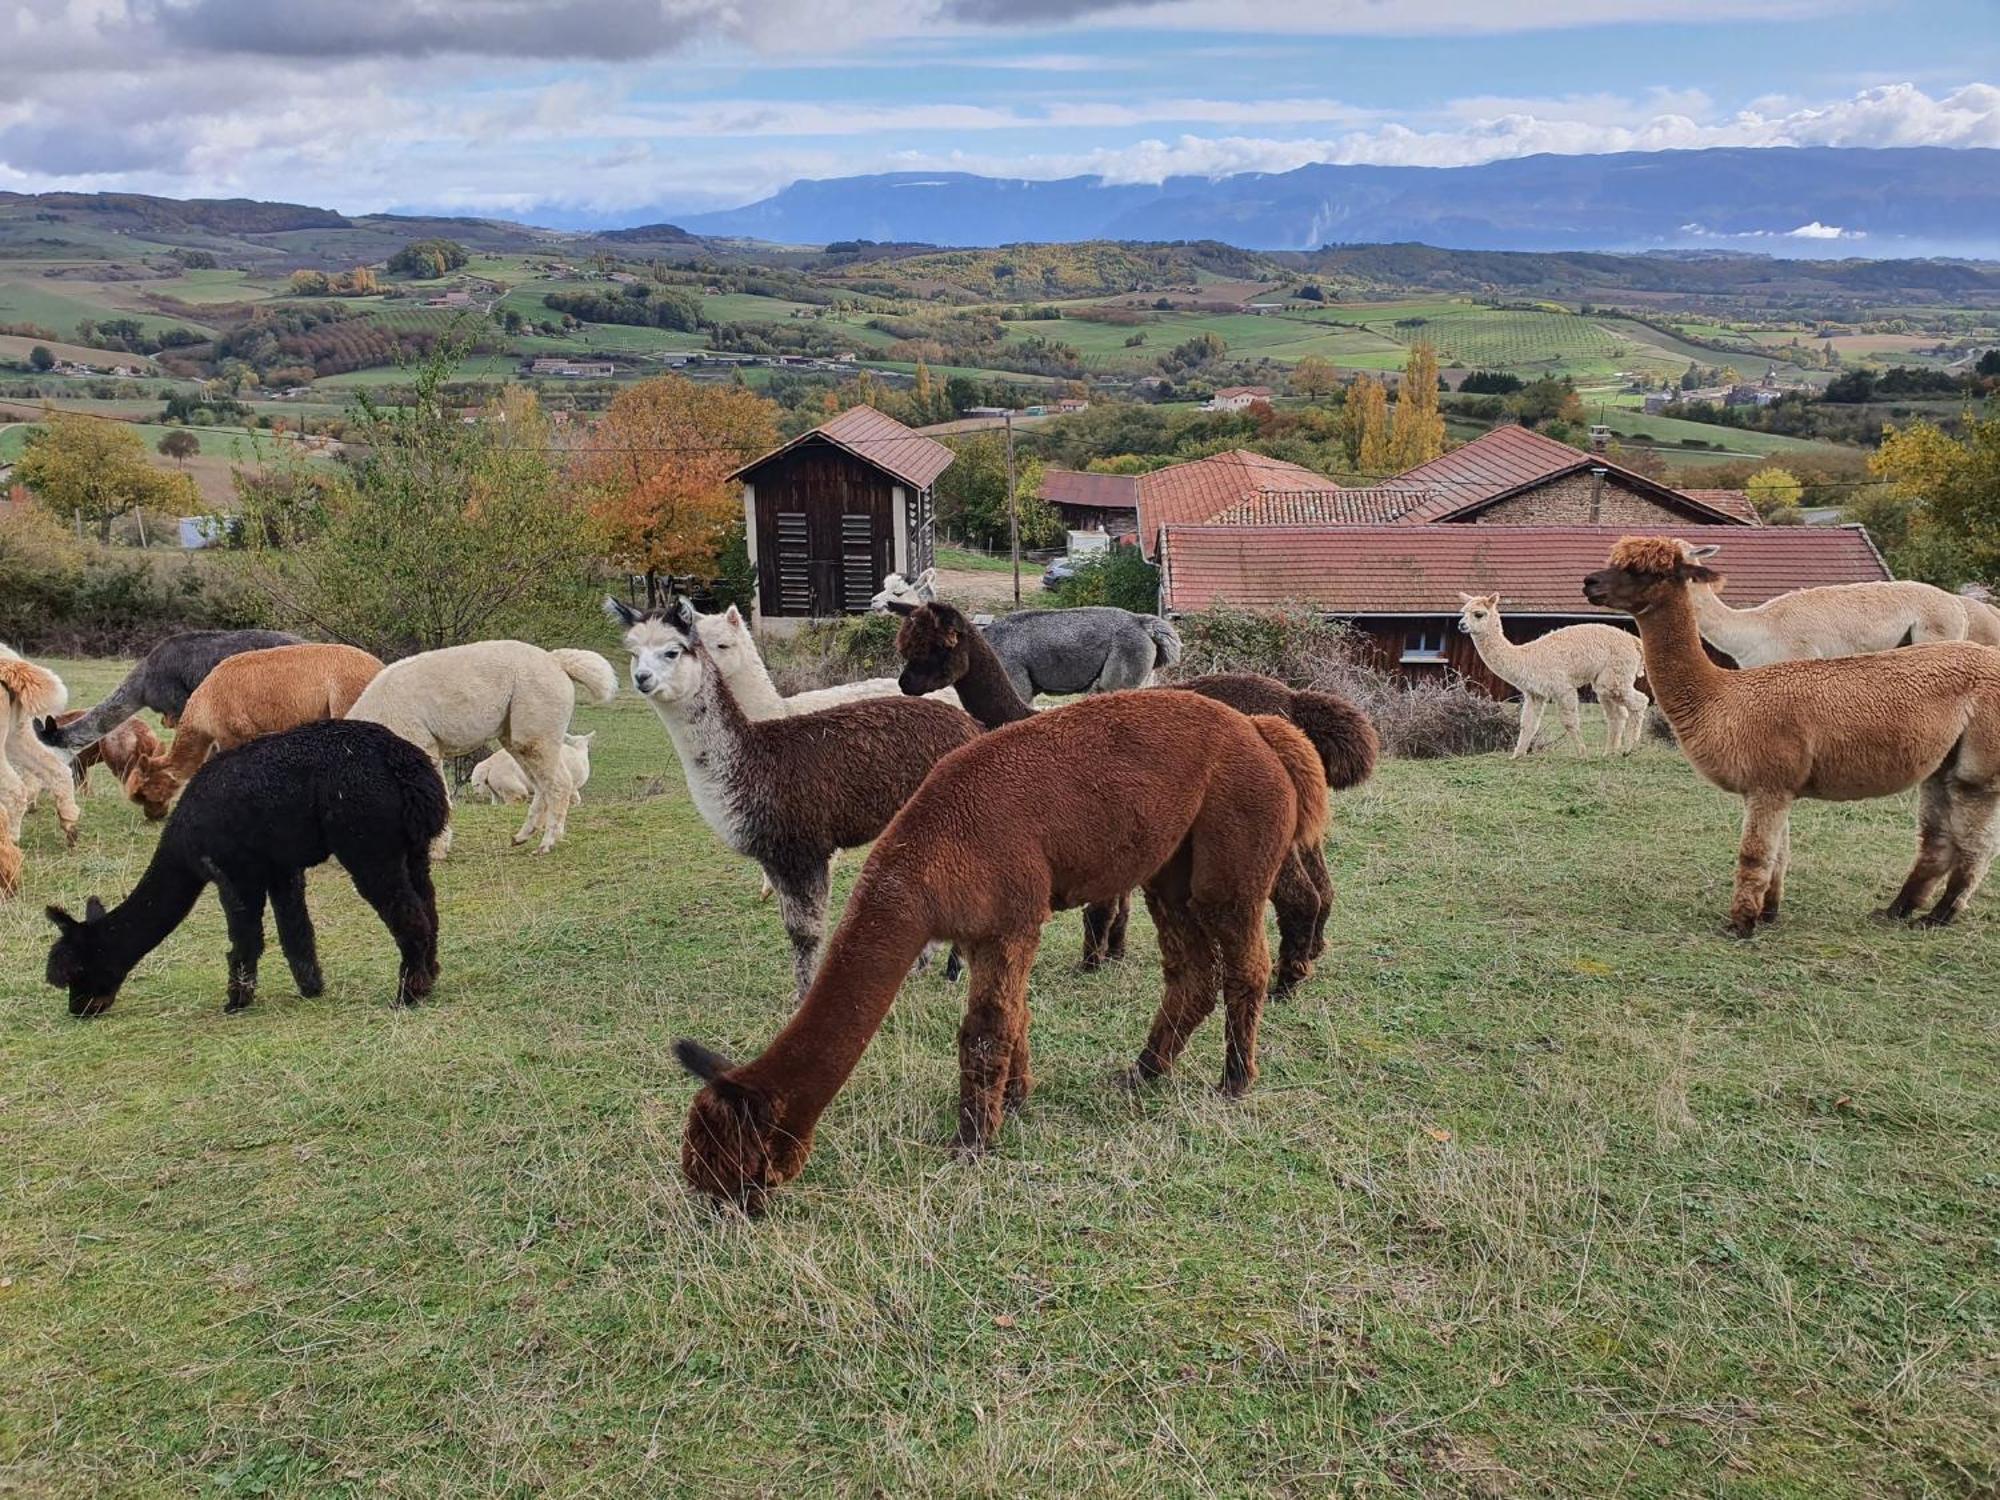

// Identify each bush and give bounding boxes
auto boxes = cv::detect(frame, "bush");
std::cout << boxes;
[1051,547,1160,613]
[1165,604,1516,759]
[759,613,902,695]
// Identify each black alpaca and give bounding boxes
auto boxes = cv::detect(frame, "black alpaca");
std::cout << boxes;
[38,628,300,754]
[44,720,447,1017]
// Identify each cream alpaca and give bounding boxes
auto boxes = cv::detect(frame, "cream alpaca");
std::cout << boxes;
[471,732,594,806]
[346,640,617,856]
[1686,556,2000,666]
[1456,595,1648,757]
[1585,537,2000,935]
[0,644,80,853]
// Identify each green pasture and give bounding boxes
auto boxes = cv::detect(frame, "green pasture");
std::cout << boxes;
[1,656,1994,1496]
[0,277,215,340]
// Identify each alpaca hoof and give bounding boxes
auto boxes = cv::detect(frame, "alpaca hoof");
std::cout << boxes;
[294,967,325,999]
[224,991,254,1013]
[950,1133,990,1160]
[1870,906,1910,924]
[1914,908,1957,929]
[1756,907,1780,926]
[1111,1062,1158,1092]
[1217,1076,1253,1100]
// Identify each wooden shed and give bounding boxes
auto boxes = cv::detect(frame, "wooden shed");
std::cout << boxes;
[728,407,954,621]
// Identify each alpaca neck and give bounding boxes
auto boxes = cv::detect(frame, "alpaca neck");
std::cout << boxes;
[737,877,935,1141]
[1631,587,1727,727]
[716,637,789,721]
[1686,585,1765,659]
[953,629,1034,727]
[98,858,207,982]
[643,673,753,844]
[1465,617,1531,686]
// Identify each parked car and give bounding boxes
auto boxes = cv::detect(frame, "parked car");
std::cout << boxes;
[1041,556,1081,591]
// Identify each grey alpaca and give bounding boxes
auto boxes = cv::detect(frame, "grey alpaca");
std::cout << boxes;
[37,629,299,754]
[984,607,1182,701]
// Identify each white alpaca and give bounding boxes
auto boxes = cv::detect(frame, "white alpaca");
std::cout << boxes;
[870,567,939,612]
[1457,594,1649,757]
[470,732,594,806]
[346,641,617,856]
[1684,549,2000,666]
[0,644,80,848]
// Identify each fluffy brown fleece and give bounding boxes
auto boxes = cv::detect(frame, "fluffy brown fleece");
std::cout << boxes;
[1585,535,2000,934]
[52,711,161,795]
[674,690,1326,1213]
[125,644,385,820]
[1,652,79,853]
[0,819,18,898]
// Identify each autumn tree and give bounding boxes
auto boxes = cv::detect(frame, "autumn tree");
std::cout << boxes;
[1866,417,2000,585]
[28,344,54,372]
[1290,356,1338,402]
[157,429,200,468]
[1342,374,1392,473]
[288,269,331,296]
[1744,466,1804,524]
[574,375,780,600]
[15,410,197,541]
[1388,342,1445,470]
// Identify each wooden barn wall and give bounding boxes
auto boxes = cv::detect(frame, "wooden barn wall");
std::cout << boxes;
[748,445,895,617]
[1343,615,1644,700]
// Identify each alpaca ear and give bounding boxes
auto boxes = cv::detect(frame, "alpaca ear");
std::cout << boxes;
[916,567,937,588]
[675,1038,737,1083]
[84,895,107,922]
[1688,545,1720,561]
[665,598,698,633]
[45,905,78,934]
[1456,592,1474,603]
[603,596,642,628]
[723,605,744,627]
[884,600,918,616]
[942,627,959,648]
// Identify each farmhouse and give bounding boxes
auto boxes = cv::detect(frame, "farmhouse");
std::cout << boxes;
[1204,385,1274,412]
[729,406,951,621]
[1133,449,1341,558]
[1038,468,1139,533]
[1157,522,1892,696]
[528,357,616,378]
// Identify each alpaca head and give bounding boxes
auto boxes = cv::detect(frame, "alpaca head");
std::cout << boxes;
[675,1039,792,1214]
[604,596,704,703]
[1456,593,1501,635]
[871,567,938,613]
[44,897,122,1017]
[122,753,180,822]
[1583,538,1723,616]
[888,599,972,695]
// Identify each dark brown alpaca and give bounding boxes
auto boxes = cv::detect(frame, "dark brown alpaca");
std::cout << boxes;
[611,598,981,998]
[891,600,1377,991]
[674,690,1329,1213]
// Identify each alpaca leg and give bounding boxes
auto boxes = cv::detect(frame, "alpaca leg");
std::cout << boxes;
[1004,1020,1034,1117]
[1620,689,1650,753]
[1201,902,1272,1097]
[507,739,575,853]
[1555,689,1586,757]
[0,719,27,842]
[955,933,1037,1152]
[768,860,832,1003]
[1512,696,1544,758]
[212,871,269,1012]
[1128,871,1221,1085]
[1728,794,1793,938]
[346,856,437,1005]
[1600,695,1626,759]
[1919,782,2000,926]
[1883,777,1954,919]
[423,750,454,861]
[12,733,80,845]
[405,849,441,983]
[269,869,324,998]
[1270,850,1321,998]
[1078,901,1115,971]
[1300,844,1334,961]
[1761,820,1792,924]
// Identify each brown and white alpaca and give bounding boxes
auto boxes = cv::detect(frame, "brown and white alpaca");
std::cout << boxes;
[51,711,162,796]
[1685,559,2000,666]
[1584,536,2000,935]
[890,598,1377,990]
[673,690,1328,1213]
[1,645,80,852]
[1456,594,1648,757]
[607,597,980,1000]
[125,644,386,820]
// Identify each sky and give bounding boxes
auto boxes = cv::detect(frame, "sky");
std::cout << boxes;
[1,0,1997,224]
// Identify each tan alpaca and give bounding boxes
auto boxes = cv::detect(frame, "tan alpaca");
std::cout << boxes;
[1456,594,1648,757]
[1686,557,2000,666]
[1584,537,2000,935]
[0,645,80,851]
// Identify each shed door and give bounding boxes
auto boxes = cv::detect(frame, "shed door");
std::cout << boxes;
[755,447,893,617]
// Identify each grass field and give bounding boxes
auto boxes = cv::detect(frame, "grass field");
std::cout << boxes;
[2,658,1995,1496]
[0,278,214,340]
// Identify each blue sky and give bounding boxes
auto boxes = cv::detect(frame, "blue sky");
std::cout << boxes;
[1,0,1995,222]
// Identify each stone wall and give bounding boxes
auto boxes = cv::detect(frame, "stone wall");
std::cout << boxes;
[1471,474,1694,528]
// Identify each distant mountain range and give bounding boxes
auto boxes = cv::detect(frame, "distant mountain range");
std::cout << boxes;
[674,147,2000,255]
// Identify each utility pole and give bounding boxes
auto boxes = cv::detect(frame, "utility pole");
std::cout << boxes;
[1005,407,1019,606]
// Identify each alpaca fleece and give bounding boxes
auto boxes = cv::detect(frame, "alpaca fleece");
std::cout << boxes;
[54,711,161,795]
[1,646,79,858]
[124,644,384,820]
[983,605,1183,700]
[675,690,1328,1212]
[471,732,593,805]
[44,720,448,1017]
[40,629,300,753]
[1585,535,2000,934]
[1688,567,2000,666]
[1456,594,1648,756]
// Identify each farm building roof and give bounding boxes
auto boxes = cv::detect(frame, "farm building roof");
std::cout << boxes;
[1037,468,1140,511]
[1134,449,1340,559]
[1386,425,1755,527]
[1157,523,1890,617]
[1679,489,1761,525]
[1209,487,1432,526]
[728,405,955,491]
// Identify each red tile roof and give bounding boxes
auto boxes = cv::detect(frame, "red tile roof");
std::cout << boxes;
[1680,488,1761,525]
[1038,467,1140,511]
[1134,449,1340,558]
[1159,523,1890,617]
[1211,487,1432,526]
[729,405,955,491]
[1387,425,1751,526]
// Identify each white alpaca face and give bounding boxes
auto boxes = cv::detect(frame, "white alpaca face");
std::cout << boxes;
[1457,594,1499,634]
[619,618,701,704]
[869,567,938,613]
[691,606,755,687]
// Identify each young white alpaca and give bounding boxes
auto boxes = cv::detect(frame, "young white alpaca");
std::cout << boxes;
[1685,553,2000,666]
[0,645,81,848]
[1457,594,1649,757]
[346,641,617,856]
[470,732,594,806]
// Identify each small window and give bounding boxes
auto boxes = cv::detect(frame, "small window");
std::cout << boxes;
[1400,627,1449,664]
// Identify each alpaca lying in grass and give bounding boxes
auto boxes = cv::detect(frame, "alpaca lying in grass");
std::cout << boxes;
[891,599,1377,991]
[470,732,594,806]
[346,640,617,857]
[1584,536,2000,935]
[1457,594,1648,756]
[2,646,80,855]
[1684,556,2000,666]
[44,720,448,1017]
[51,711,161,796]
[609,597,980,1000]
[673,690,1327,1213]
[38,628,299,754]
[123,644,384,820]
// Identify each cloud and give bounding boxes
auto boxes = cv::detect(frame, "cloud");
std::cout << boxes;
[1787,221,1852,238]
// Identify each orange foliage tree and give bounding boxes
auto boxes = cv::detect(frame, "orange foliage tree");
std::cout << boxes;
[574,376,780,599]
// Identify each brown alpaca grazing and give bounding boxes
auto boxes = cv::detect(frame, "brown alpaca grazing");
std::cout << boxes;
[674,691,1328,1213]
[51,711,161,795]
[125,644,385,820]
[1583,536,2000,935]
[890,600,1377,990]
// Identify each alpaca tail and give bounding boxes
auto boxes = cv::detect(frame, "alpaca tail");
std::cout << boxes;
[1141,615,1184,669]
[1286,689,1379,791]
[1251,715,1329,853]
[550,649,619,705]
[0,658,67,723]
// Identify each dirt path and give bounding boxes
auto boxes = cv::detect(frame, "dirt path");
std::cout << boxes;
[935,566,1032,609]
